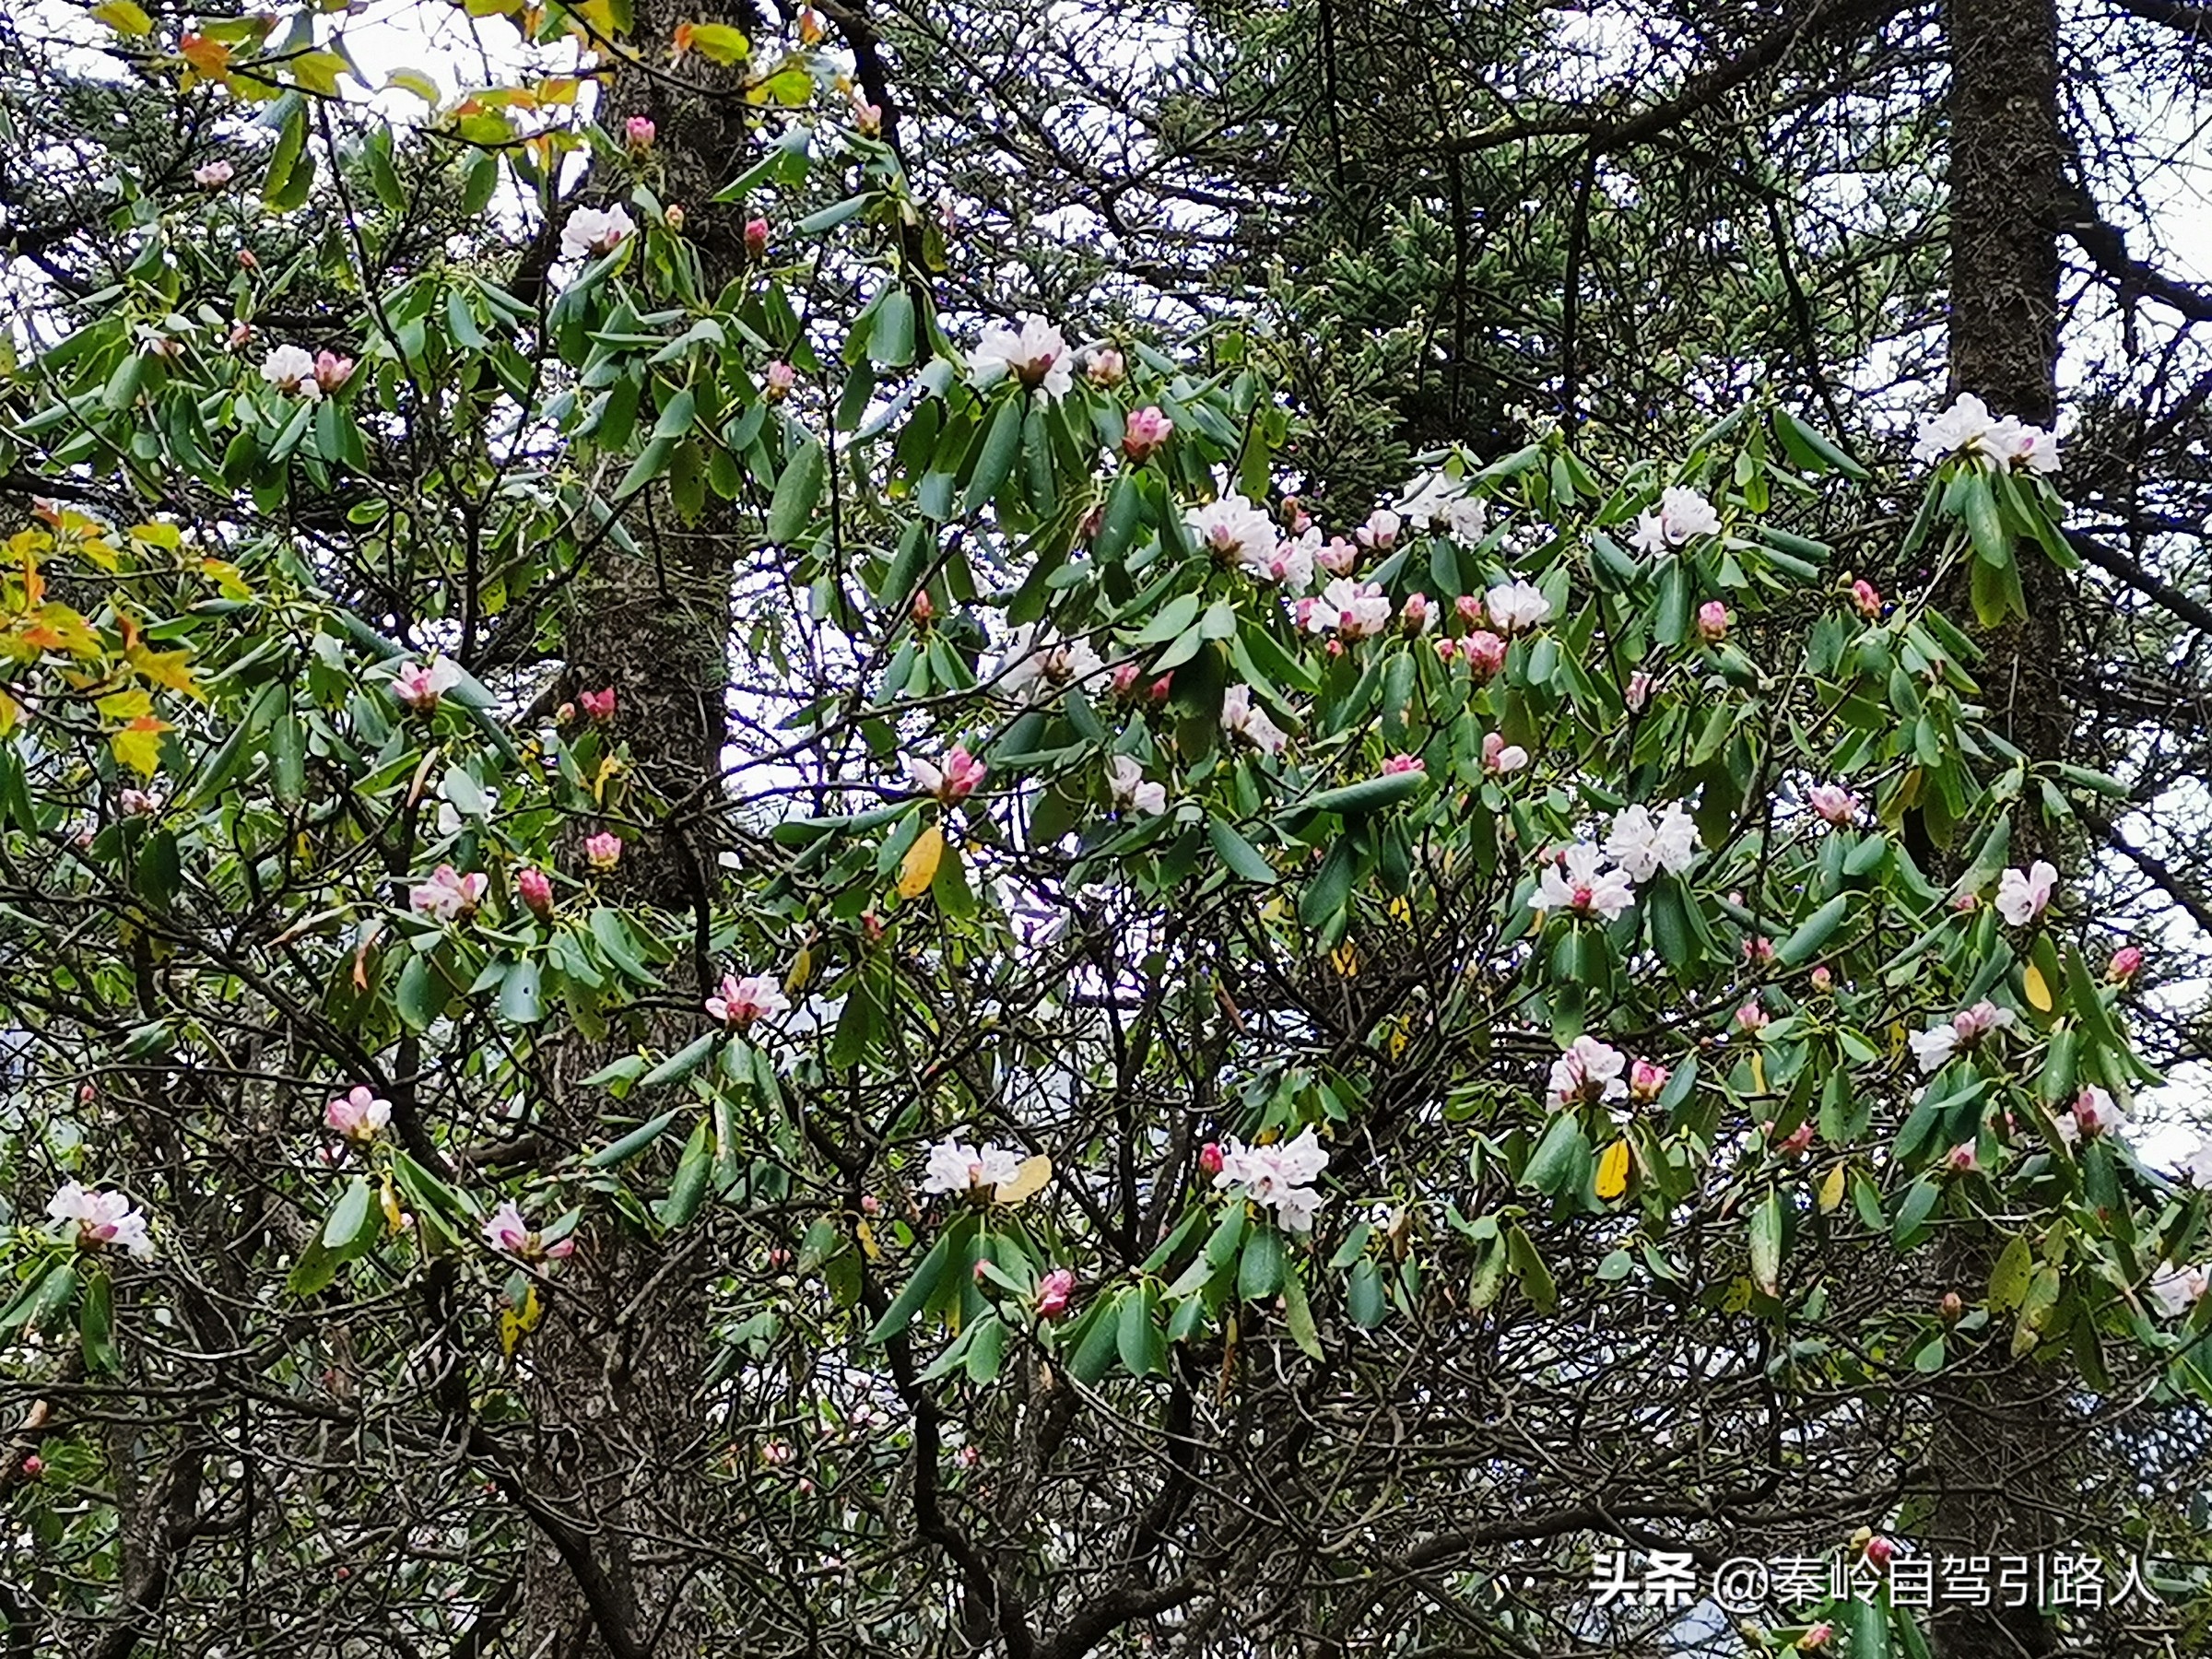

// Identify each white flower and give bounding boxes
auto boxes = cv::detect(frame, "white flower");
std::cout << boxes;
[1908,1024,1959,1075]
[1106,754,1167,816]
[1220,684,1289,756]
[1187,495,1281,571]
[1304,578,1393,640]
[261,344,321,400]
[995,623,1109,702]
[561,205,636,261]
[1985,417,2061,476]
[1485,580,1552,634]
[1214,1125,1328,1232]
[409,864,488,923]
[970,313,1073,401]
[2060,1085,2127,1145]
[2149,1263,2208,1319]
[920,1135,1024,1196]
[1603,803,1700,882]
[1994,860,2056,927]
[1396,473,1488,542]
[1241,528,1317,593]
[193,159,234,189]
[1629,486,1722,555]
[1535,842,1637,922]
[1546,1035,1628,1108]
[47,1182,154,1258]
[2183,1137,2212,1188]
[1912,394,1998,465]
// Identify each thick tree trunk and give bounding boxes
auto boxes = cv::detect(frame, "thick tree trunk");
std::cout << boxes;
[1932,3,2071,1654]
[512,7,760,1654]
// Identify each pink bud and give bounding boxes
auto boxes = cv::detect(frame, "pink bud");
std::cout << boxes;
[1778,1123,1815,1157]
[767,1247,793,1269]
[21,1455,42,1478]
[1944,1142,1978,1174]
[1122,405,1173,462]
[1434,637,1459,662]
[1952,888,1981,913]
[1863,1535,1896,1568]
[1809,964,1833,994]
[1148,675,1172,704]
[1624,669,1653,711]
[583,831,623,871]
[1399,594,1431,634]
[1198,1141,1223,1177]
[744,216,771,256]
[1453,594,1483,626]
[312,350,354,394]
[1801,1622,1832,1650]
[1087,347,1126,387]
[578,687,616,722]
[1938,1291,1963,1323]
[1111,662,1141,698]
[972,1257,994,1285]
[1850,579,1881,618]
[1035,1267,1075,1318]
[912,591,935,625]
[1630,1059,1668,1101]
[1696,600,1730,642]
[237,248,259,270]
[1381,754,1424,776]
[957,1443,981,1467]
[1735,1002,1769,1034]
[1744,936,1775,964]
[516,867,554,917]
[764,360,796,401]
[860,1194,880,1215]
[664,204,685,232]
[2108,946,2143,983]
[625,115,655,149]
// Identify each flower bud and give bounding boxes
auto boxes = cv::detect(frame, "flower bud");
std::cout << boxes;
[1809,964,1833,994]
[1198,1141,1223,1177]
[764,360,795,402]
[517,866,555,919]
[1939,1290,1964,1323]
[625,115,655,149]
[1696,600,1730,642]
[583,831,623,871]
[745,216,771,257]
[1087,346,1126,387]
[2108,945,2143,983]
[664,204,685,232]
[1630,1059,1668,1101]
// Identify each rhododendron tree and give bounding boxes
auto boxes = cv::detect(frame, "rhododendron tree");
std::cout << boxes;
[0,2,2206,1656]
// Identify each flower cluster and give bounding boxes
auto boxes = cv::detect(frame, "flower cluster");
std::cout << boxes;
[1630,486,1721,555]
[1535,804,1700,923]
[325,1085,392,1143]
[410,864,488,923]
[561,205,636,261]
[1220,684,1289,755]
[483,1200,574,1263]
[921,1135,1023,1197]
[1911,394,2060,475]
[996,624,1110,702]
[47,1182,154,1257]
[707,971,789,1030]
[1547,1036,1628,1109]
[1909,1000,2015,1073]
[970,314,1074,400]
[1995,860,2056,926]
[1106,754,1168,816]
[1213,1126,1328,1233]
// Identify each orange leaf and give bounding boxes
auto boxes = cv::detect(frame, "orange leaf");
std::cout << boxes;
[180,31,232,82]
[111,715,171,777]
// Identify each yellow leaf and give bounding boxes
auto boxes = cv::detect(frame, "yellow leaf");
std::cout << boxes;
[130,643,205,700]
[288,49,349,96]
[2024,963,2053,1013]
[1387,895,1413,924]
[785,942,812,994]
[993,1154,1052,1206]
[1749,1052,1767,1095]
[201,558,253,599]
[1594,1138,1631,1201]
[1818,1163,1847,1214]
[499,1283,544,1357]
[535,75,580,104]
[111,716,171,777]
[0,690,18,737]
[854,1218,880,1261]
[130,522,182,550]
[179,31,232,84]
[77,536,121,572]
[1330,940,1360,977]
[386,68,441,102]
[98,688,155,722]
[19,603,100,656]
[91,0,154,34]
[380,1175,404,1234]
[677,20,750,62]
[896,824,943,899]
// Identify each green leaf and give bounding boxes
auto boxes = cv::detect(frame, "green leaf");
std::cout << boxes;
[1116,1284,1166,1377]
[586,1108,685,1168]
[1238,1225,1287,1302]
[766,437,826,542]
[868,1230,953,1344]
[1774,894,1849,967]
[1748,1186,1783,1298]
[641,1034,717,1088]
[1522,1112,1590,1200]
[497,958,545,1024]
[964,396,1024,514]
[1206,817,1277,884]
[1504,1225,1558,1313]
[1280,1269,1323,1359]
[655,1118,713,1228]
[1289,770,1427,819]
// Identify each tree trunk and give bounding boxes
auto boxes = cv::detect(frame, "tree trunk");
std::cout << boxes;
[1931,3,2071,1654]
[512,7,760,1653]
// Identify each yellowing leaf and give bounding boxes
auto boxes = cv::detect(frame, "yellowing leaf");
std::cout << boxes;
[1594,1138,1631,1201]
[111,716,171,777]
[854,1218,880,1261]
[379,1175,405,1234]
[1749,1052,1767,1095]
[2024,963,2053,1013]
[992,1154,1052,1206]
[18,603,100,656]
[288,49,349,96]
[386,68,441,101]
[534,75,580,104]
[179,31,232,84]
[98,688,155,722]
[677,20,750,62]
[499,1283,544,1356]
[131,644,205,701]
[1386,895,1413,924]
[784,941,812,994]
[896,824,943,899]
[0,690,18,737]
[1330,940,1361,977]
[1818,1163,1847,1214]
[91,0,154,34]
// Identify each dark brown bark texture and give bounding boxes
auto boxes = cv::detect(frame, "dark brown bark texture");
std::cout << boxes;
[1932,3,2071,1655]
[514,6,761,1653]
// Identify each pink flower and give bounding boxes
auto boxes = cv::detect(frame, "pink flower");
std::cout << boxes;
[1434,637,1459,663]
[482,1199,574,1262]
[1806,783,1861,826]
[706,971,790,1030]
[1744,936,1775,964]
[2070,1086,2126,1139]
[1399,593,1432,634]
[391,657,463,712]
[583,832,623,871]
[1035,1268,1075,1318]
[410,864,488,922]
[312,350,354,394]
[1629,1059,1669,1101]
[1122,406,1173,462]
[1801,1622,1832,1650]
[1735,1002,1769,1034]
[1777,1122,1815,1157]
[324,1085,392,1143]
[1198,1142,1224,1177]
[1850,579,1881,618]
[46,1182,154,1258]
[1355,509,1399,550]
[194,159,233,189]
[1625,670,1653,711]
[516,866,555,919]
[1809,965,1834,994]
[19,1455,41,1479]
[1087,347,1126,387]
[1547,1036,1629,1109]
[908,745,986,804]
[1952,888,1981,913]
[1111,662,1141,699]
[1945,1141,1979,1174]
[1381,754,1424,776]
[763,361,796,401]
[1863,1535,1897,1568]
[1454,594,1484,627]
[744,217,771,256]
[2108,946,2143,983]
[1696,601,1731,642]
[120,787,164,817]
[1464,630,1507,679]
[1951,1000,2011,1043]
[579,687,617,722]
[1481,732,1528,775]
[625,115,656,149]
[1314,536,1359,575]
[1485,581,1551,634]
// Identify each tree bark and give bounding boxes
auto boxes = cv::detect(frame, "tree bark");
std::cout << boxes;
[512,6,760,1653]
[1931,3,2070,1654]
